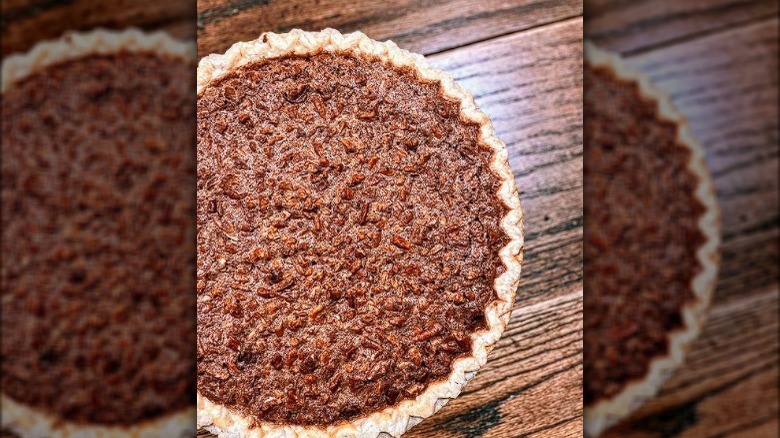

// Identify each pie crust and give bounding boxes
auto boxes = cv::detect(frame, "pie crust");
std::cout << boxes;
[583,42,721,437]
[197,29,524,437]
[1,28,196,438]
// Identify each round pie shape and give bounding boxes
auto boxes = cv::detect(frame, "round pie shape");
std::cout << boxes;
[583,42,720,437]
[1,29,196,438]
[196,29,524,437]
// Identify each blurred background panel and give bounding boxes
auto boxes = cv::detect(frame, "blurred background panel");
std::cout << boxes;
[585,0,778,55]
[1,1,196,437]
[196,0,584,437]
[585,0,779,436]
[1,0,195,56]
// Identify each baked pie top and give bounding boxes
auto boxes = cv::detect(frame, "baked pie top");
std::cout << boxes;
[584,63,706,404]
[582,43,720,437]
[196,29,524,437]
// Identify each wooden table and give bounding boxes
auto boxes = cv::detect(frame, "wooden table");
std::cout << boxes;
[587,1,779,436]
[1,0,195,57]
[196,1,585,437]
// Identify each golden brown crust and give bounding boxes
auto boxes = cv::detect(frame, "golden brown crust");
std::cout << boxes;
[1,28,196,438]
[583,41,721,438]
[197,29,524,438]
[2,28,194,92]
[1,396,195,438]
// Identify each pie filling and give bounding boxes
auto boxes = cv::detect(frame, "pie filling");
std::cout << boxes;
[197,52,509,426]
[583,65,706,405]
[1,53,196,425]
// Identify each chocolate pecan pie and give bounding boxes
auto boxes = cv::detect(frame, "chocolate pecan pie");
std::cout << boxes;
[583,43,720,437]
[196,29,524,437]
[1,30,196,437]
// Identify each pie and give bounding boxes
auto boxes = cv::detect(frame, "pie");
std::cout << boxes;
[196,29,524,437]
[1,30,196,437]
[583,42,720,436]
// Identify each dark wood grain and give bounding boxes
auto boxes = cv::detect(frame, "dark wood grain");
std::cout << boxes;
[585,0,779,55]
[598,17,779,437]
[1,0,195,56]
[195,0,582,58]
[629,18,779,304]
[195,14,584,438]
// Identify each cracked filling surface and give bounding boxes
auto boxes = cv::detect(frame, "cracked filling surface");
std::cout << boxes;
[197,52,510,425]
